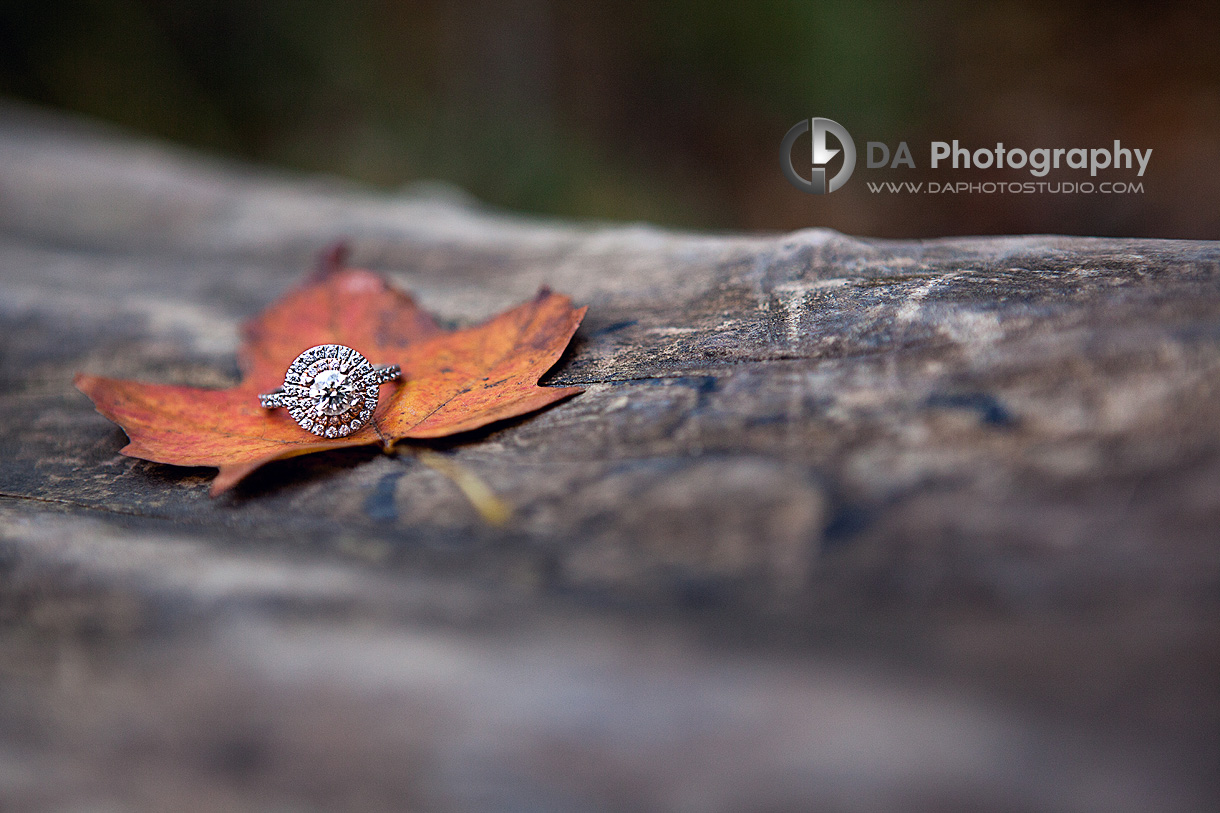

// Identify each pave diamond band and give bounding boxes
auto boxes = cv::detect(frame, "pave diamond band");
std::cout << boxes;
[258,345,401,438]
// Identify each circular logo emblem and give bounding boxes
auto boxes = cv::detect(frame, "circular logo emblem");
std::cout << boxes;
[781,117,856,194]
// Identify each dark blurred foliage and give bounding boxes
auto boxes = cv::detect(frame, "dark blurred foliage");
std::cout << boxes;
[1,0,1217,237]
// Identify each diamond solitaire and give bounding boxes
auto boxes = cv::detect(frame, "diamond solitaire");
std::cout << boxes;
[258,345,401,438]
[310,369,357,415]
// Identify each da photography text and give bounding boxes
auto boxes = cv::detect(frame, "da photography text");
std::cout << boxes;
[782,117,1152,196]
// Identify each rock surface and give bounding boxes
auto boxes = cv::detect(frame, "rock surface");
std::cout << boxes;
[1,102,1218,812]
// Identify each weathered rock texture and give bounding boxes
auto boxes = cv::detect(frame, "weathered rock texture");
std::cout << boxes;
[1,103,1217,812]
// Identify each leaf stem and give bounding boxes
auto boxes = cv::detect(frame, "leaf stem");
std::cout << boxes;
[412,448,512,527]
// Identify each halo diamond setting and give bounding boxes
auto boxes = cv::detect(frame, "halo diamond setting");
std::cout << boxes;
[258,345,401,438]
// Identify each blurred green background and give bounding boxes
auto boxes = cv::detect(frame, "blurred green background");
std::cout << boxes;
[1,0,1217,238]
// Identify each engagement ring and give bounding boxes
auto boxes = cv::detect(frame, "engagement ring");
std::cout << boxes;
[259,344,401,437]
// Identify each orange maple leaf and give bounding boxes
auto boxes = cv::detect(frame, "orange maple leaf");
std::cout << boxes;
[76,262,585,495]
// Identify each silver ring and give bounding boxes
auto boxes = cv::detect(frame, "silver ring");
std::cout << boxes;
[258,344,401,438]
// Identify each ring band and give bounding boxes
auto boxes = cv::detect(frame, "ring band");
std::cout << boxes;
[258,344,401,437]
